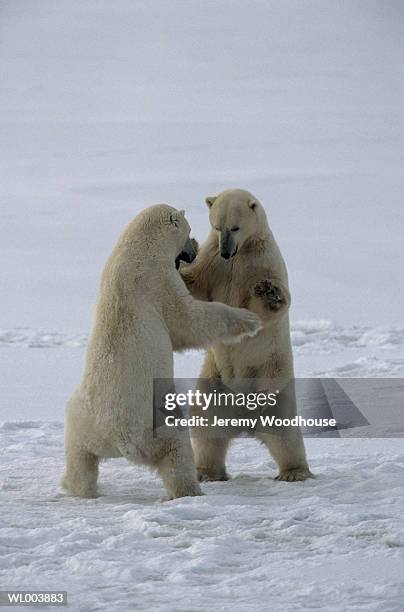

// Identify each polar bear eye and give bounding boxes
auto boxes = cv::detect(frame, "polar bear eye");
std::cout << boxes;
[231,227,240,232]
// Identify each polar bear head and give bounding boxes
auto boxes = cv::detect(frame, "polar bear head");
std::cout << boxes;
[133,204,196,268]
[205,189,269,259]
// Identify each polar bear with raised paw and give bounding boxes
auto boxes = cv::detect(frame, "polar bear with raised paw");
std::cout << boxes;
[61,204,262,500]
[181,189,313,483]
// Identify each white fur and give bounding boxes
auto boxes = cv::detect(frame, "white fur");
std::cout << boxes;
[181,189,313,482]
[61,203,262,499]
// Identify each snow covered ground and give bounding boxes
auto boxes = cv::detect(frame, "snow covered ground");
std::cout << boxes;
[1,422,404,612]
[1,1,404,610]
[1,325,404,611]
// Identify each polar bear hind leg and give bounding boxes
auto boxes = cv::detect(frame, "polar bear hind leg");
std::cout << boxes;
[190,352,232,482]
[157,440,202,499]
[61,439,99,498]
[193,438,231,482]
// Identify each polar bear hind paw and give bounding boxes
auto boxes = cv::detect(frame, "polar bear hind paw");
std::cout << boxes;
[60,473,98,498]
[275,467,315,482]
[197,468,230,482]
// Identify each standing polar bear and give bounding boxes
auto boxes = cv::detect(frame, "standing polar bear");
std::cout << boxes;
[61,204,262,500]
[181,189,312,482]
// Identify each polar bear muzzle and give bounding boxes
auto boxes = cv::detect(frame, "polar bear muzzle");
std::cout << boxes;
[220,228,238,259]
[175,236,196,269]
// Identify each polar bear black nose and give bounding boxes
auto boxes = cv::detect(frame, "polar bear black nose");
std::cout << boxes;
[175,237,197,268]
[220,229,236,259]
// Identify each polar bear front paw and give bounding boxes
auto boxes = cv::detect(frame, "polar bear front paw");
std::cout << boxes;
[190,237,199,254]
[253,279,288,311]
[230,309,263,341]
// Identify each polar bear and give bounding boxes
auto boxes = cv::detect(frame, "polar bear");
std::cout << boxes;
[181,189,313,482]
[61,204,262,500]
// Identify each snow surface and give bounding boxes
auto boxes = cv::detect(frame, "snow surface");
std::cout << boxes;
[1,422,404,612]
[1,1,404,610]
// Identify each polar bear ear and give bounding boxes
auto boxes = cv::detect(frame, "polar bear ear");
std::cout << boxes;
[248,199,258,211]
[205,196,217,208]
[179,209,185,217]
